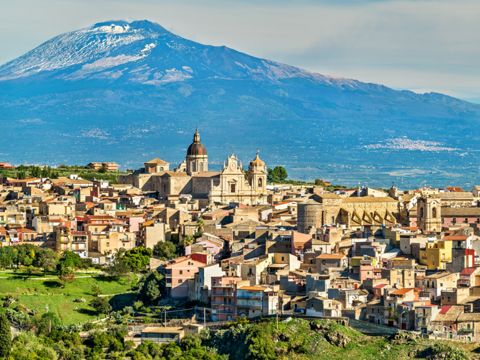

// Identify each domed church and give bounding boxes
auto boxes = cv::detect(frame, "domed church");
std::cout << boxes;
[120,129,268,206]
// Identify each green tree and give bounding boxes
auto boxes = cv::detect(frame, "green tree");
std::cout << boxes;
[57,251,83,271]
[153,241,177,260]
[267,166,288,183]
[91,283,102,296]
[30,166,41,178]
[181,235,195,248]
[0,313,12,358]
[108,247,152,275]
[10,333,57,360]
[36,249,58,274]
[17,169,26,179]
[90,297,112,315]
[139,272,164,305]
[35,312,61,336]
[58,266,75,283]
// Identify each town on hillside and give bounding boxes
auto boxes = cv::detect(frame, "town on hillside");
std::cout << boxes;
[2,129,480,347]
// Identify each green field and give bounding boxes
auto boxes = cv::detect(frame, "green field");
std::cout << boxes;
[0,271,136,325]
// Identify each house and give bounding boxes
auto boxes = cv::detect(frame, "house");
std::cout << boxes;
[144,158,170,174]
[416,272,459,301]
[88,162,119,172]
[414,305,439,333]
[420,239,452,270]
[185,233,225,263]
[210,276,248,321]
[140,327,184,344]
[236,285,278,318]
[458,267,480,287]
[0,162,14,169]
[163,256,206,298]
[306,296,342,318]
[192,263,225,303]
[315,253,348,273]
[240,255,272,285]
[431,305,464,338]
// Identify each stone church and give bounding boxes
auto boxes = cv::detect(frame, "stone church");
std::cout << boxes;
[120,129,268,206]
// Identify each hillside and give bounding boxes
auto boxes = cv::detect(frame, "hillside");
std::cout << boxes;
[1,20,479,187]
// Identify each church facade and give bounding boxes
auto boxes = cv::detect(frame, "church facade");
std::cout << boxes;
[119,129,268,206]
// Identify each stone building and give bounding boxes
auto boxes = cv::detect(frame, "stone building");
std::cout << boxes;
[297,193,399,233]
[417,195,442,233]
[120,129,268,206]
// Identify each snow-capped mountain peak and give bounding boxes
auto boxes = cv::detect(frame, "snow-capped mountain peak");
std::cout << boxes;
[0,20,357,87]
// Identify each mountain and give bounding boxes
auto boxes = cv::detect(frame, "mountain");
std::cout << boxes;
[0,20,479,188]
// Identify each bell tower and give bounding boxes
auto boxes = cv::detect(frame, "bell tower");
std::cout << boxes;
[186,129,208,174]
[248,151,267,193]
[417,195,442,233]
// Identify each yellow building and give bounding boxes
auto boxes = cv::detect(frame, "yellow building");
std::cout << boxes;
[420,240,452,270]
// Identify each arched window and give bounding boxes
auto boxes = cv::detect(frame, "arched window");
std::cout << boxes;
[258,178,263,188]
[419,206,424,219]
[432,207,437,218]
[199,163,203,172]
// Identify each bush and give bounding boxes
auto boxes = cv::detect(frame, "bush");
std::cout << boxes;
[0,313,12,358]
[420,343,469,360]
[90,297,112,315]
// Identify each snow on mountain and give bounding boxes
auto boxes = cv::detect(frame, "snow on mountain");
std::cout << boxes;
[0,20,357,87]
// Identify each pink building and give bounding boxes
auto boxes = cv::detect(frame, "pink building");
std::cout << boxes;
[211,276,246,321]
[359,264,376,282]
[185,233,224,262]
[164,256,206,298]
[127,215,145,233]
[442,208,480,227]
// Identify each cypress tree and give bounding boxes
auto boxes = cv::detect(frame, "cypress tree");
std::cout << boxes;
[0,313,12,358]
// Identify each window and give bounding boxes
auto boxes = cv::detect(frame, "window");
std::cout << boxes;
[179,270,183,275]
[258,178,263,188]
[419,207,424,218]
[432,207,437,218]
[230,183,236,193]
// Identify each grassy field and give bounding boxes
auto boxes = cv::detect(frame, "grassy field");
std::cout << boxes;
[0,271,136,325]
[0,165,127,183]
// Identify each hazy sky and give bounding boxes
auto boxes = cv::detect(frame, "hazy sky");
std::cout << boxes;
[1,0,479,102]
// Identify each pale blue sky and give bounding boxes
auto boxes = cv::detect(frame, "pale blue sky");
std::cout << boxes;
[1,0,479,102]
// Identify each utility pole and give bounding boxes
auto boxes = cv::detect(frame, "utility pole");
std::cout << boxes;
[276,309,279,331]
[203,307,206,327]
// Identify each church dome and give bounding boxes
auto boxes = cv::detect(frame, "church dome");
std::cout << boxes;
[187,129,207,156]
[249,152,265,168]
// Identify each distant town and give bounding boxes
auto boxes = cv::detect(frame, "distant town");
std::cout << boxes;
[1,129,480,358]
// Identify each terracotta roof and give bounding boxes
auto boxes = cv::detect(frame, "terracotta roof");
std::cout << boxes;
[343,196,397,203]
[390,288,413,296]
[145,158,169,165]
[443,235,468,241]
[192,171,221,178]
[440,191,473,199]
[460,267,477,276]
[238,285,268,292]
[442,207,480,216]
[316,253,345,260]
